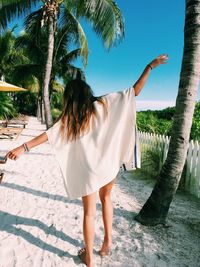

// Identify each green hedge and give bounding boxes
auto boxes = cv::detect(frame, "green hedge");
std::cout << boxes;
[137,101,200,141]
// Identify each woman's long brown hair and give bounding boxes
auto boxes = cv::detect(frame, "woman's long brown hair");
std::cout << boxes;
[58,79,107,142]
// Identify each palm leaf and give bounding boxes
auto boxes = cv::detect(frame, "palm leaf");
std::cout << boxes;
[0,0,39,30]
[0,92,18,119]
[61,65,85,81]
[24,9,44,43]
[59,48,81,64]
[51,80,64,93]
[59,7,88,66]
[0,29,15,63]
[15,32,46,65]
[12,64,43,84]
[71,0,125,48]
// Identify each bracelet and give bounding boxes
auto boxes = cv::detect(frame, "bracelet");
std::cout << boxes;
[23,143,30,152]
[147,64,153,70]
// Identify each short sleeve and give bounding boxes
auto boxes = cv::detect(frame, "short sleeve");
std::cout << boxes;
[122,87,136,99]
[121,87,136,124]
[103,86,136,124]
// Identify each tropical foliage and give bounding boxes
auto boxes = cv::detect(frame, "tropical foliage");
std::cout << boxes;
[0,27,25,81]
[137,101,200,141]
[13,91,38,116]
[13,26,83,115]
[140,142,164,179]
[0,93,18,119]
[0,25,85,120]
[190,101,200,141]
[0,0,125,127]
[137,111,173,135]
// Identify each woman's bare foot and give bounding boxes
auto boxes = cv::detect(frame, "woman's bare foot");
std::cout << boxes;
[99,240,111,256]
[78,247,94,267]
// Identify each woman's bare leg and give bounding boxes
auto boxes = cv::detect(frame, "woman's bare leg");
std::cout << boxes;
[81,192,96,267]
[99,178,116,254]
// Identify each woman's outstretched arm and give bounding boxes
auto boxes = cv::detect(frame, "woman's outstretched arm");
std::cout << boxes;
[134,54,168,96]
[6,132,48,160]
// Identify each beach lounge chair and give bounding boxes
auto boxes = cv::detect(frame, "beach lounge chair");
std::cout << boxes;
[0,127,23,140]
[0,173,4,183]
[0,114,28,129]
[0,156,7,184]
[0,119,28,129]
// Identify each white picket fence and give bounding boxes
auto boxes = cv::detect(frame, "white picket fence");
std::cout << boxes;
[138,131,200,198]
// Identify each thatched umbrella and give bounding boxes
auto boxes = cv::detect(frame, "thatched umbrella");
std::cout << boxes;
[0,81,27,92]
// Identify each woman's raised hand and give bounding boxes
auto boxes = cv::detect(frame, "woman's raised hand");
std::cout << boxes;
[148,54,169,69]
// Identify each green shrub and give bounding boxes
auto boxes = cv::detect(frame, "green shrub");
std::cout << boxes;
[140,142,165,179]
[137,101,200,141]
[51,108,62,121]
[50,91,63,111]
[0,92,18,119]
[50,91,63,121]
[13,91,37,116]
[137,112,173,135]
[190,101,200,141]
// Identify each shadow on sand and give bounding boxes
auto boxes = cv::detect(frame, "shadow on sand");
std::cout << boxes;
[0,210,81,261]
[1,181,135,223]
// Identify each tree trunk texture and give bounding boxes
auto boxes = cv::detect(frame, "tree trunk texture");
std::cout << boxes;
[42,16,54,128]
[36,96,42,121]
[135,0,200,226]
[41,99,45,124]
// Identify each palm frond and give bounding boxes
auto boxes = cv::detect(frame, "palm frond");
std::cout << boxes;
[15,32,46,65]
[12,64,43,84]
[51,80,64,93]
[0,29,15,62]
[61,65,85,81]
[24,9,44,42]
[60,48,81,64]
[59,8,88,66]
[0,0,39,30]
[54,25,72,61]
[0,92,18,119]
[73,0,125,49]
[23,75,40,93]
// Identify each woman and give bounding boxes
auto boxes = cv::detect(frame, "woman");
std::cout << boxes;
[6,54,168,267]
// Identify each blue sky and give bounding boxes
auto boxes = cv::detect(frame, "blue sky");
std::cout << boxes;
[9,0,200,110]
[79,0,189,110]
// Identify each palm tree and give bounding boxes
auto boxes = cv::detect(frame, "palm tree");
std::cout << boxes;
[0,27,26,81]
[1,1,125,128]
[135,0,200,226]
[13,27,84,122]
[0,28,27,119]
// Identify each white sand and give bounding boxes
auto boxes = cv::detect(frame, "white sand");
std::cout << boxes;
[0,116,199,267]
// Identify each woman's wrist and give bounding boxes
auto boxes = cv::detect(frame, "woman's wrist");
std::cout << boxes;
[147,64,153,70]
[22,143,30,152]
[20,144,25,153]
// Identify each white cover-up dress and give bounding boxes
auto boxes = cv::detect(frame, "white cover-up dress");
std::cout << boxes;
[45,87,141,199]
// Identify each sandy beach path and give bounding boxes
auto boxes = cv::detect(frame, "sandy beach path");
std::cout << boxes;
[0,116,200,267]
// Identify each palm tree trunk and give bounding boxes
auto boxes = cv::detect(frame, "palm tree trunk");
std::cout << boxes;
[43,16,54,128]
[36,96,41,121]
[41,98,45,124]
[135,0,200,226]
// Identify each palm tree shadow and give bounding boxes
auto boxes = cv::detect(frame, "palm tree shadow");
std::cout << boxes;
[20,133,36,137]
[26,128,44,132]
[0,210,81,260]
[27,152,53,156]
[1,182,134,221]
[1,182,81,205]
